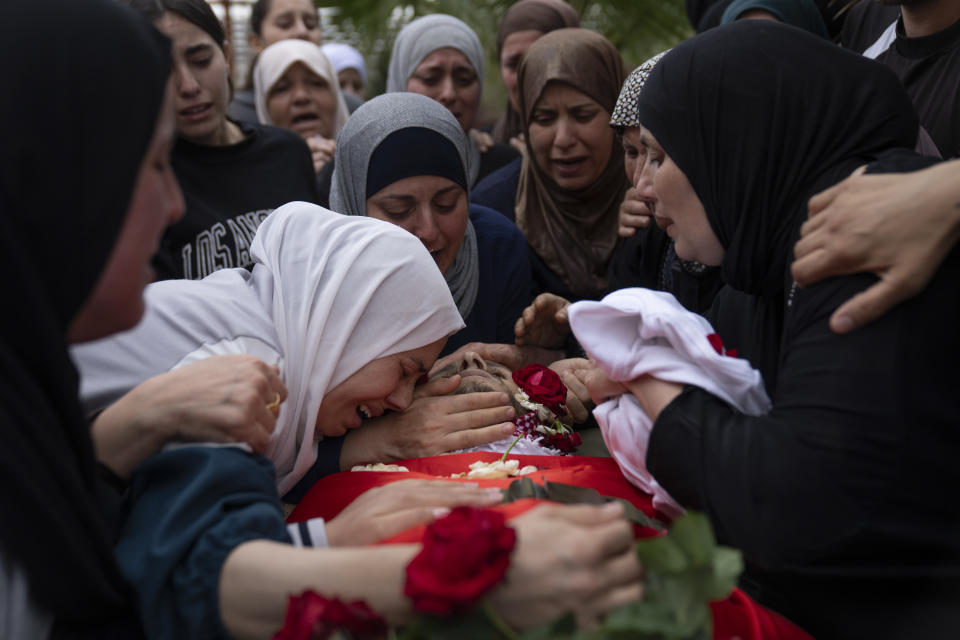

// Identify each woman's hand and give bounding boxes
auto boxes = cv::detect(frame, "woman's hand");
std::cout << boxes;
[470,128,495,153]
[556,358,626,407]
[306,136,336,173]
[91,355,287,477]
[514,293,572,349]
[792,160,960,333]
[325,480,503,547]
[489,502,643,630]
[548,358,600,424]
[618,187,652,238]
[339,375,516,468]
[508,133,527,156]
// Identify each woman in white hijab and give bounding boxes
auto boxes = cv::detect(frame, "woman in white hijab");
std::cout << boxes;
[254,39,350,174]
[73,203,641,638]
[387,14,520,184]
[76,202,460,495]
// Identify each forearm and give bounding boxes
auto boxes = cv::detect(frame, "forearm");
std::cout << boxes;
[219,541,418,639]
[90,384,171,478]
[339,423,392,470]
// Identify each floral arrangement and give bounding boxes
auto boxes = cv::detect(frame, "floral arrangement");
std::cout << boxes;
[510,364,581,455]
[272,507,741,640]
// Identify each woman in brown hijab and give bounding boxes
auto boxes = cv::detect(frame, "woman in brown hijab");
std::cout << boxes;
[492,0,580,147]
[473,28,627,301]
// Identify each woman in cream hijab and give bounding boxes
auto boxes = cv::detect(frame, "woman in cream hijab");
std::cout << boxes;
[254,39,350,174]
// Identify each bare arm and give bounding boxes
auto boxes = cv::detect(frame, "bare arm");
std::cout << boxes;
[219,503,642,639]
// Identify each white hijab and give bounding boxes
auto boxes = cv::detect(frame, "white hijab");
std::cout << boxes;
[73,203,464,495]
[254,39,350,138]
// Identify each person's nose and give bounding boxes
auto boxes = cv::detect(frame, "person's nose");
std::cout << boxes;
[290,17,311,40]
[553,115,576,150]
[174,63,201,98]
[386,378,415,412]
[292,80,310,104]
[412,206,440,249]
[458,350,486,372]
[634,157,657,208]
[436,76,456,107]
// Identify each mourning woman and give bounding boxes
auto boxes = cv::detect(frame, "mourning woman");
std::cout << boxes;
[127,0,319,281]
[606,54,723,313]
[0,0,179,634]
[473,28,628,301]
[491,0,580,148]
[574,21,960,638]
[329,92,535,356]
[254,39,350,175]
[386,14,520,184]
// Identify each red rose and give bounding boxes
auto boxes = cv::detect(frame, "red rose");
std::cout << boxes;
[545,431,583,454]
[273,591,387,640]
[512,364,567,414]
[404,507,517,616]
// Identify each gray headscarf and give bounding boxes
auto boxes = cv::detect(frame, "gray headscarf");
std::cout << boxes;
[386,14,484,185]
[329,92,480,320]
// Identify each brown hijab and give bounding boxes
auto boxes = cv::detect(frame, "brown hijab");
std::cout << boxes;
[516,28,627,299]
[493,0,580,144]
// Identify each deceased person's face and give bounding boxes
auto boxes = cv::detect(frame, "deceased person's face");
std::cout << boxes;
[431,351,525,413]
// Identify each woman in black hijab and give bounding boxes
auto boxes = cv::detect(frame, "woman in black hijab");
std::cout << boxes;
[601,20,960,638]
[0,0,177,634]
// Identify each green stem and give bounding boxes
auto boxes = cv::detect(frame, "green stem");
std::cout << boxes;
[483,601,522,640]
[499,433,523,464]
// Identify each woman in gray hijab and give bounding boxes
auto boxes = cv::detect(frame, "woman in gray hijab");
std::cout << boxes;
[386,14,519,184]
[330,92,535,356]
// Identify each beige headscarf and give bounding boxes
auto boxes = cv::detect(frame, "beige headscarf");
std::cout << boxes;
[516,28,627,300]
[254,39,350,138]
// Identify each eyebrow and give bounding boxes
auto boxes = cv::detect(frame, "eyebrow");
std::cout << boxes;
[374,193,416,204]
[433,185,461,197]
[184,43,212,57]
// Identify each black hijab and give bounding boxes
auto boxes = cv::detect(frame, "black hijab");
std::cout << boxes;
[0,0,170,627]
[636,20,918,297]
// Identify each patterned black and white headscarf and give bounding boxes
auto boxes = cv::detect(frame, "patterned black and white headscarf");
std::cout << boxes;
[609,51,668,137]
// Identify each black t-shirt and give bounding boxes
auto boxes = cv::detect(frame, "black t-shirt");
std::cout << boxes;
[843,2,960,157]
[155,122,319,280]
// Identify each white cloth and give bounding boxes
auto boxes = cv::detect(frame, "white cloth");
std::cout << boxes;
[567,288,771,518]
[321,42,367,83]
[73,203,464,495]
[253,39,350,137]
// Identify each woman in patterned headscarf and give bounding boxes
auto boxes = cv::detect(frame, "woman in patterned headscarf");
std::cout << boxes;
[607,53,724,313]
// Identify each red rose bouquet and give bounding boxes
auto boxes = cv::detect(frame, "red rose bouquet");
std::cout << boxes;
[510,364,580,455]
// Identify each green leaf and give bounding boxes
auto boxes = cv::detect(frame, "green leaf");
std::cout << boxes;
[666,513,716,567]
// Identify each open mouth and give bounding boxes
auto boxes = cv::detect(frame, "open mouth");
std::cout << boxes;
[551,157,587,176]
[356,405,371,420]
[291,112,320,125]
[179,103,211,120]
